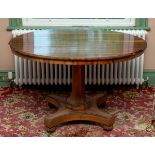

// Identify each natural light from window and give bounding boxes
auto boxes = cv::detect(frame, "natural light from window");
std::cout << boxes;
[22,18,135,26]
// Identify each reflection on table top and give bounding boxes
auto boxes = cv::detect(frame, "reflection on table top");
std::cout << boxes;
[9,29,147,65]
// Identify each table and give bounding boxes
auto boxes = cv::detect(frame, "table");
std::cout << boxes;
[9,28,147,131]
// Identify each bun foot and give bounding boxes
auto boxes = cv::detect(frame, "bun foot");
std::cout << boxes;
[96,95,107,109]
[48,103,58,111]
[46,126,57,133]
[102,125,113,131]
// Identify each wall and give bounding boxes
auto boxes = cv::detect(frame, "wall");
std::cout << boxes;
[144,18,155,70]
[0,18,14,71]
[0,18,155,71]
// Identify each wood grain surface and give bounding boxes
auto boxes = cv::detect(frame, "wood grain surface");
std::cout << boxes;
[9,29,147,65]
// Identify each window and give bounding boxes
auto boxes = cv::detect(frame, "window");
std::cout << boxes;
[22,18,135,27]
[8,18,149,30]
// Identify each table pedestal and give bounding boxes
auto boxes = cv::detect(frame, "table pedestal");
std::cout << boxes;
[44,65,115,132]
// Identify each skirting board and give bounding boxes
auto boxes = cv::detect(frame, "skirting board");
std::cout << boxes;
[0,71,15,87]
[0,70,155,87]
[143,69,155,86]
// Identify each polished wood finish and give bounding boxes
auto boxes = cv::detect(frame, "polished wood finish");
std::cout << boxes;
[66,65,89,111]
[9,29,147,132]
[9,29,147,65]
[45,96,114,132]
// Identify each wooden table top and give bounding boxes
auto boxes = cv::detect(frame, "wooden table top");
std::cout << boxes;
[9,28,147,65]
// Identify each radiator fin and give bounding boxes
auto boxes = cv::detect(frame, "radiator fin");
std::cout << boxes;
[12,29,147,86]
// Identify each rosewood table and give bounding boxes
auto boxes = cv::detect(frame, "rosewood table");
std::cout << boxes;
[9,28,147,131]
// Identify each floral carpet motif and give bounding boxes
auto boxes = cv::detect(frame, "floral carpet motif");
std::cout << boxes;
[0,86,155,137]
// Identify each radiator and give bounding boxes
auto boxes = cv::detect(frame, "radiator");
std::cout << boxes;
[12,29,147,86]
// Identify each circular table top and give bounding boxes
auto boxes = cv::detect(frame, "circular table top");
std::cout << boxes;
[9,28,147,65]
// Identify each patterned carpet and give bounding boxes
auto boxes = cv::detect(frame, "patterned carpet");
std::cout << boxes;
[0,85,155,137]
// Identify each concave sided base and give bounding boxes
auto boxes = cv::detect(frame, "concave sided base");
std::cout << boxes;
[44,65,115,132]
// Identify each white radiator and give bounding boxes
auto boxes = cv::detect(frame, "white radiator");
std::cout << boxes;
[12,29,147,86]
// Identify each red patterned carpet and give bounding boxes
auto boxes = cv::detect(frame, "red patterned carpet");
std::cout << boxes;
[0,85,155,137]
